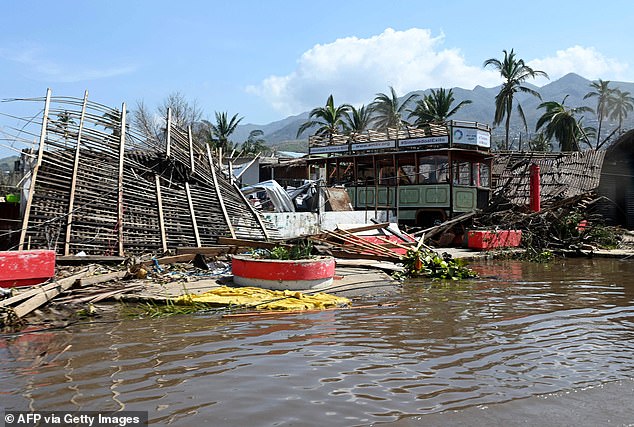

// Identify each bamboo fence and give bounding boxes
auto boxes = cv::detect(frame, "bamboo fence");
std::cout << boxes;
[15,89,278,256]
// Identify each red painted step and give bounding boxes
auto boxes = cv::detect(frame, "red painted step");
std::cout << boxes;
[0,250,56,288]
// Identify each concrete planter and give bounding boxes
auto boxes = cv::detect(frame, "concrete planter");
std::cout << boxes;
[231,255,335,290]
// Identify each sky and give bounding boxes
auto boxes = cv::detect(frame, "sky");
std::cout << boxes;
[1,0,633,132]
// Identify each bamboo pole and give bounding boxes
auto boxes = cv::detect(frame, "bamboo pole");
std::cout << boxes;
[188,125,195,174]
[166,107,171,157]
[185,182,201,247]
[19,88,52,251]
[64,90,89,256]
[155,174,168,253]
[117,103,126,257]
[206,144,236,238]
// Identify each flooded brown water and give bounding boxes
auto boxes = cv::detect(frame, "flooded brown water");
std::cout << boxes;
[2,258,634,426]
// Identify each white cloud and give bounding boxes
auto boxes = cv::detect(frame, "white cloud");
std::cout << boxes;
[528,46,629,85]
[0,44,137,83]
[246,28,500,116]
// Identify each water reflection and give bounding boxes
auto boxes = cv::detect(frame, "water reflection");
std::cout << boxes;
[1,258,633,426]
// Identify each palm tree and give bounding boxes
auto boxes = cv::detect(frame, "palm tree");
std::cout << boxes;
[608,88,634,133]
[100,108,129,140]
[240,129,268,156]
[53,111,76,142]
[527,132,553,152]
[574,117,597,150]
[296,94,351,142]
[344,104,374,141]
[584,79,615,148]
[204,112,243,152]
[408,88,472,125]
[370,86,418,131]
[483,49,549,150]
[535,96,593,152]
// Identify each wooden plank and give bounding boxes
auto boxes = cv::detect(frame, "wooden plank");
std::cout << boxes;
[64,90,89,256]
[1,281,64,308]
[185,182,201,247]
[19,88,51,250]
[336,229,401,258]
[11,269,92,319]
[117,103,127,257]
[77,270,128,287]
[155,175,168,253]
[177,246,235,256]
[217,237,290,250]
[206,145,236,238]
[336,222,390,233]
[142,253,196,266]
[412,210,477,239]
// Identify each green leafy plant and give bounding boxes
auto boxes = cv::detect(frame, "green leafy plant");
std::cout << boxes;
[263,239,315,260]
[401,249,477,280]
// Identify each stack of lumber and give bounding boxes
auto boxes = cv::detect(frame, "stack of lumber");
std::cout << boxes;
[309,223,419,262]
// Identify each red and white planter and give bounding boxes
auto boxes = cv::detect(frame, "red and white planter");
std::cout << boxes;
[231,255,335,290]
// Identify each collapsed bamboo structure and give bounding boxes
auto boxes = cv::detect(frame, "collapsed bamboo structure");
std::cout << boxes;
[12,89,278,256]
[491,151,606,209]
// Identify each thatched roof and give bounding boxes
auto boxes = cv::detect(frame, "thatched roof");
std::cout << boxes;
[492,151,606,208]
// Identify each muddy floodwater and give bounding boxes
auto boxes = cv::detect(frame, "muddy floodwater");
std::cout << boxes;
[2,258,634,426]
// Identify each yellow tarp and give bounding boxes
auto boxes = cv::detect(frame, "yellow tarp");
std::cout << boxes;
[176,286,350,311]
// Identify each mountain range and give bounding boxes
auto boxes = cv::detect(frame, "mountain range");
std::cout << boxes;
[232,73,634,152]
[1,73,633,167]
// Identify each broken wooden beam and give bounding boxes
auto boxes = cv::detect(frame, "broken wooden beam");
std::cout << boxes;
[9,268,93,320]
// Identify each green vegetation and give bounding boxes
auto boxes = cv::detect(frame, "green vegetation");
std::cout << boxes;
[408,87,472,125]
[483,48,549,150]
[370,86,417,131]
[253,239,315,260]
[585,79,613,148]
[608,89,634,134]
[203,111,244,152]
[400,249,477,280]
[535,96,593,151]
[296,94,351,141]
[126,299,221,318]
[344,104,374,141]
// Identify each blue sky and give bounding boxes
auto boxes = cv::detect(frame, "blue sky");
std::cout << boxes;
[1,0,633,132]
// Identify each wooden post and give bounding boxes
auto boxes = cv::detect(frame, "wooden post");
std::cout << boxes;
[185,182,201,247]
[155,174,168,253]
[165,107,171,157]
[188,125,195,174]
[206,144,236,238]
[64,90,88,256]
[117,103,126,256]
[19,88,51,251]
